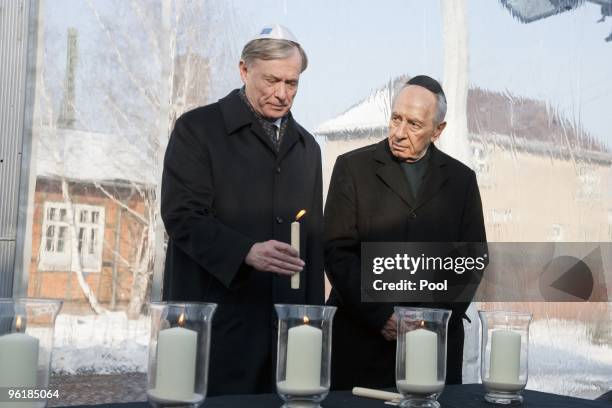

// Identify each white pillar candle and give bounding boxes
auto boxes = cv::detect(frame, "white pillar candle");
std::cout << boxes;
[152,326,198,401]
[0,332,39,386]
[0,330,39,408]
[488,329,521,384]
[397,328,444,394]
[290,221,300,289]
[285,320,322,390]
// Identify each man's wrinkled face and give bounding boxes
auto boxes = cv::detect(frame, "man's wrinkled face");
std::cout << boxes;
[387,85,446,162]
[239,49,302,120]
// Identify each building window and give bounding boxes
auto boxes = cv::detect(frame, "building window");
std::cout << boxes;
[39,202,105,272]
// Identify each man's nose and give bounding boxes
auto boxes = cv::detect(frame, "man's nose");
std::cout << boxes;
[274,82,287,101]
[393,121,409,139]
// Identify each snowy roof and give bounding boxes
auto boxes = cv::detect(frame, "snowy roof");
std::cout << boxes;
[36,127,157,185]
[315,76,609,157]
[315,77,404,134]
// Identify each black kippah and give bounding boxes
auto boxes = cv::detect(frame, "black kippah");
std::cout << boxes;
[406,75,445,97]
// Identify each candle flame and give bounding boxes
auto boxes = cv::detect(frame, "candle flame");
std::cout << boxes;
[16,315,23,332]
[420,320,425,328]
[178,313,186,327]
[303,316,310,325]
[295,210,307,221]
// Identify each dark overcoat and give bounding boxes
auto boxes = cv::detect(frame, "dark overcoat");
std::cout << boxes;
[324,139,487,390]
[161,89,325,396]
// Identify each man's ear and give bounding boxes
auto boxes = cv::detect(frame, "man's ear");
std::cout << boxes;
[432,121,446,141]
[239,60,248,83]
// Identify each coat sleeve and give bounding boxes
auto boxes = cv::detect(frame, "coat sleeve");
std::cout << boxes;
[161,116,256,289]
[305,145,326,305]
[324,156,394,331]
[439,169,488,319]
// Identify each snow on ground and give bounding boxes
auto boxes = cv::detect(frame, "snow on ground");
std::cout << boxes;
[527,319,612,399]
[51,312,150,375]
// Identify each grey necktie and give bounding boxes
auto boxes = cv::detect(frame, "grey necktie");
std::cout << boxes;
[273,124,280,148]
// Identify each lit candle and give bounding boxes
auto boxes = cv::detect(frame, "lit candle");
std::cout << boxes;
[484,329,522,391]
[397,323,444,394]
[149,313,201,403]
[290,209,306,290]
[283,316,322,391]
[0,316,39,405]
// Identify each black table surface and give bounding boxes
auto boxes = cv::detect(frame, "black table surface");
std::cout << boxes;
[62,384,610,408]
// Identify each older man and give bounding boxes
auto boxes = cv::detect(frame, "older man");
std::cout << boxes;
[161,25,324,395]
[324,75,486,389]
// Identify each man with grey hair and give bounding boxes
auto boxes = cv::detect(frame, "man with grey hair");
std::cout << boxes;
[161,24,324,395]
[324,75,486,389]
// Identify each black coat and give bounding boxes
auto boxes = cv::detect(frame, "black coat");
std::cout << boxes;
[161,89,325,396]
[324,140,486,390]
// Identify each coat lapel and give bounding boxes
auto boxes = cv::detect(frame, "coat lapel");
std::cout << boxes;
[250,121,278,154]
[277,115,304,162]
[374,140,414,208]
[414,143,449,210]
[218,89,279,155]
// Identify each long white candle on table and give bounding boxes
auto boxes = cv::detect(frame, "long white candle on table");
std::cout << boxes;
[397,327,444,394]
[284,318,322,391]
[290,210,306,290]
[153,325,198,401]
[487,329,522,388]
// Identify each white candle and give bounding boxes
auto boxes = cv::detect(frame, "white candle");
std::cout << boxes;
[0,322,40,408]
[290,210,306,290]
[284,320,322,390]
[151,326,198,402]
[291,221,300,289]
[488,329,521,384]
[397,328,444,394]
[0,332,39,386]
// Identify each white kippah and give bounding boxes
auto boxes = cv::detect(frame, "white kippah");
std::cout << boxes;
[252,24,299,44]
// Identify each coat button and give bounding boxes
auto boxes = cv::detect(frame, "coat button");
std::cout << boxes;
[276,166,281,174]
[276,216,284,224]
[410,211,417,219]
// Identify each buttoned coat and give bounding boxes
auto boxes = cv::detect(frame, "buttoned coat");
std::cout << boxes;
[324,139,486,389]
[161,89,325,395]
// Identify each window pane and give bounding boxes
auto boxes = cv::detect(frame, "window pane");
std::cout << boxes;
[89,229,96,254]
[45,238,53,252]
[77,228,85,253]
[60,208,67,221]
[91,211,99,224]
[80,210,88,223]
[47,207,56,221]
[57,227,67,253]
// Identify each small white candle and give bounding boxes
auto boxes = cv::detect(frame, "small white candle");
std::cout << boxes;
[488,329,521,384]
[397,326,444,394]
[150,315,199,402]
[284,317,322,390]
[290,210,306,290]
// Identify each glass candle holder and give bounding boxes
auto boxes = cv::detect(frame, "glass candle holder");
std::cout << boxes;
[274,304,336,408]
[147,302,216,408]
[0,298,62,408]
[479,310,532,405]
[395,307,451,408]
